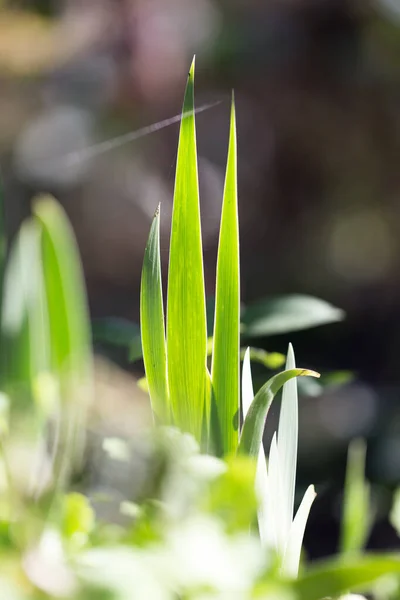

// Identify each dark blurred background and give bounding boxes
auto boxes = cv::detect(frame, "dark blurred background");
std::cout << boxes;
[1,0,400,558]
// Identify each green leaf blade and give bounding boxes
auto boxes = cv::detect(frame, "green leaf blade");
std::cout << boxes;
[293,554,400,600]
[211,97,240,454]
[238,368,320,458]
[140,205,169,423]
[1,219,49,392]
[242,294,344,338]
[340,438,371,556]
[34,196,91,381]
[166,58,208,441]
[33,196,92,487]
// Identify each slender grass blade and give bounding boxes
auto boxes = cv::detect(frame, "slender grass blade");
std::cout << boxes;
[140,204,169,423]
[167,58,207,441]
[1,220,49,395]
[211,96,240,454]
[340,438,371,556]
[34,197,91,381]
[34,196,92,484]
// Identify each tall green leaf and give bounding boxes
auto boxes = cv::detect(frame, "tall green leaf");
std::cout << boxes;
[239,368,319,457]
[140,205,169,423]
[1,219,49,396]
[34,196,92,485]
[340,438,371,556]
[34,196,91,381]
[241,294,344,338]
[211,96,239,454]
[293,555,400,600]
[166,58,207,441]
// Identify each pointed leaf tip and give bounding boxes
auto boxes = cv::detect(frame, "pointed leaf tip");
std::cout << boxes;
[300,369,320,378]
[189,56,196,77]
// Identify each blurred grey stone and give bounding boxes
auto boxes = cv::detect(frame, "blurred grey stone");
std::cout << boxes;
[13,105,95,188]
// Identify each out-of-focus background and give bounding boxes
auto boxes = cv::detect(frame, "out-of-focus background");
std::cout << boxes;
[1,0,400,558]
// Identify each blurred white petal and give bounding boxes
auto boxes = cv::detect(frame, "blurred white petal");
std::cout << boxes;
[23,530,76,597]
[242,349,270,548]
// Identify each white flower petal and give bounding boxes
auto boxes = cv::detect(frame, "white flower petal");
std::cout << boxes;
[277,344,298,542]
[242,349,271,549]
[282,484,316,578]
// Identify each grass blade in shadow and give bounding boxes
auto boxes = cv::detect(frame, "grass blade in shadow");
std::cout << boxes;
[141,204,169,423]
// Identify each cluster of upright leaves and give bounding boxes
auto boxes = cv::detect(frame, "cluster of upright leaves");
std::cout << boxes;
[1,61,400,600]
[140,59,318,457]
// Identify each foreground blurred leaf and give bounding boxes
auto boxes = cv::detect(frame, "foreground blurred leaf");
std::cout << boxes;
[34,196,92,488]
[167,58,207,441]
[340,438,371,556]
[1,219,49,396]
[34,196,91,381]
[239,368,320,458]
[211,96,240,454]
[141,206,169,423]
[206,455,257,533]
[62,492,94,547]
[0,578,26,600]
[241,294,344,338]
[293,555,400,600]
